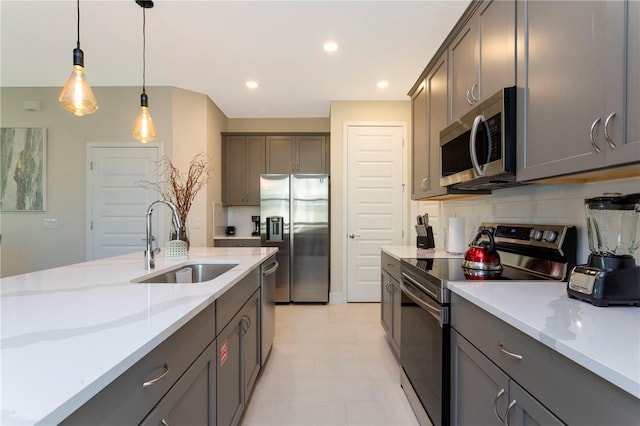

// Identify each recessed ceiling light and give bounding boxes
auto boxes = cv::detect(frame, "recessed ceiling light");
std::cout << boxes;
[323,41,338,53]
[377,80,389,89]
[246,80,258,89]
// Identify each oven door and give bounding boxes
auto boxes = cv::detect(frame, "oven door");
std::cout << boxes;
[400,273,450,426]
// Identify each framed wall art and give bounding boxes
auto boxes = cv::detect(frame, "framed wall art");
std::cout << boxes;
[0,127,47,211]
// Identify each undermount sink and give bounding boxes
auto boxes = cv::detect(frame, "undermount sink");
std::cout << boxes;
[133,262,238,284]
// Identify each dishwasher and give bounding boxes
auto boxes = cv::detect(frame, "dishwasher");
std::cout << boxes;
[260,256,278,366]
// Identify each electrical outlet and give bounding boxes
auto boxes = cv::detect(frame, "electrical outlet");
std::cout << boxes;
[43,219,58,229]
[193,218,201,229]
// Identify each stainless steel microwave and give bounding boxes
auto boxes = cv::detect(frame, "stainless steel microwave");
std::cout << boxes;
[440,86,517,190]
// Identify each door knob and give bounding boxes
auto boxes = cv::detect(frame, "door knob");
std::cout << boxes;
[348,234,360,239]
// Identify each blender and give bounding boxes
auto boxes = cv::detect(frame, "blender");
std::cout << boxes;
[568,193,640,306]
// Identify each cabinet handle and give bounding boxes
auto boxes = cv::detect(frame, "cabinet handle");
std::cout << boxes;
[421,178,429,190]
[498,343,523,360]
[142,364,169,388]
[470,83,479,102]
[505,399,517,426]
[466,88,473,105]
[493,388,506,423]
[604,111,617,149]
[589,117,602,153]
[241,314,251,335]
[161,420,169,426]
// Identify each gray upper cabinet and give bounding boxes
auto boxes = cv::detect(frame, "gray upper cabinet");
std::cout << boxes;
[449,0,516,122]
[223,135,265,205]
[265,135,328,174]
[411,79,429,199]
[411,53,449,200]
[517,0,640,181]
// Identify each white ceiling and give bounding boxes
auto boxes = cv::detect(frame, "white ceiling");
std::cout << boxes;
[1,0,470,118]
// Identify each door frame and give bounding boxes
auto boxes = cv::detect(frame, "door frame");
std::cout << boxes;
[342,121,408,302]
[85,142,163,260]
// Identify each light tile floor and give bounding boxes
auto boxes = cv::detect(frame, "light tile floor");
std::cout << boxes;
[241,303,419,426]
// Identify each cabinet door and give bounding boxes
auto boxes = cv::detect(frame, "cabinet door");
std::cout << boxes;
[246,136,265,205]
[451,330,509,426]
[390,276,402,353]
[506,380,564,426]
[266,136,296,173]
[224,136,248,205]
[140,341,216,426]
[380,270,392,336]
[242,292,261,399]
[217,316,243,426]
[478,0,516,99]
[411,80,429,199]
[449,17,479,121]
[426,54,448,198]
[607,0,640,166]
[296,135,327,173]
[517,1,608,180]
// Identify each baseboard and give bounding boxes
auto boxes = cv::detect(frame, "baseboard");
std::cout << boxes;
[329,291,346,304]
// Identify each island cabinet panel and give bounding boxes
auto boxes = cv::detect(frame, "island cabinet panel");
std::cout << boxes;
[140,340,216,426]
[216,290,261,426]
[380,252,401,357]
[448,0,515,122]
[223,135,265,206]
[517,0,640,181]
[451,294,640,426]
[60,304,215,426]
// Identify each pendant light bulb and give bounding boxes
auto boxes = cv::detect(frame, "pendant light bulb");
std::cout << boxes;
[59,1,98,116]
[133,0,156,143]
[133,93,156,143]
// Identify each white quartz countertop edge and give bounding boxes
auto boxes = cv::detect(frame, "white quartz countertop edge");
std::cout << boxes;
[380,246,465,260]
[0,247,277,425]
[447,281,640,400]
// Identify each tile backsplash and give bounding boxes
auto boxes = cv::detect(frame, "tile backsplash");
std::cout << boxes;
[419,176,640,264]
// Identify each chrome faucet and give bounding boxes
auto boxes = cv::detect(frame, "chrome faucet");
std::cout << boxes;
[145,200,182,270]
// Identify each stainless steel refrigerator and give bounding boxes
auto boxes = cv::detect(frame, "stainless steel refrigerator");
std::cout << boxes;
[260,174,329,303]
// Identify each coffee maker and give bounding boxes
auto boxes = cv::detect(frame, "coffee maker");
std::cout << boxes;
[251,215,260,237]
[568,193,640,307]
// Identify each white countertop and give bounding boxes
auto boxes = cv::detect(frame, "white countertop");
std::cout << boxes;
[0,247,277,425]
[447,281,640,399]
[214,234,260,240]
[380,246,465,260]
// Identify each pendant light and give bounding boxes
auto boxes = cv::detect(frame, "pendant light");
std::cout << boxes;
[132,0,157,143]
[59,0,98,116]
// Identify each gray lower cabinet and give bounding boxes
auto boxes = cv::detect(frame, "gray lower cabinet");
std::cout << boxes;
[517,0,640,181]
[451,293,640,426]
[61,304,216,425]
[451,330,561,426]
[380,252,401,357]
[140,340,216,426]
[216,290,261,426]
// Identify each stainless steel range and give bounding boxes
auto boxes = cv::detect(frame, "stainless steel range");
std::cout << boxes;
[399,222,577,426]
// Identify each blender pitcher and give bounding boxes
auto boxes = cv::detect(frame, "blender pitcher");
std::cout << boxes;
[586,193,640,262]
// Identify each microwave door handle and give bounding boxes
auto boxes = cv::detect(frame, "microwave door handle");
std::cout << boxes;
[470,114,485,176]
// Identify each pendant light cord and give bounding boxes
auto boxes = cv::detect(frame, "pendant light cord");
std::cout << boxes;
[142,5,146,96]
[76,0,80,49]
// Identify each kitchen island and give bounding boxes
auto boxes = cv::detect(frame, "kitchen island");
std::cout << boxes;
[0,247,277,425]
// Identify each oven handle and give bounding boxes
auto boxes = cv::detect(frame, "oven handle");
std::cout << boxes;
[401,276,448,327]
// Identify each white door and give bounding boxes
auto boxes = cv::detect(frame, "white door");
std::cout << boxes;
[346,125,405,302]
[87,145,160,260]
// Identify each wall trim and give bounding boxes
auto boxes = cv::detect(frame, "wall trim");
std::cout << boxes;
[329,291,346,304]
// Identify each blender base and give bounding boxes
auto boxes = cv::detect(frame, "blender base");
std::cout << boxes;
[568,265,640,307]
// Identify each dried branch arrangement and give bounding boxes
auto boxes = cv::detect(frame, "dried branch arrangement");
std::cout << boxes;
[138,153,212,225]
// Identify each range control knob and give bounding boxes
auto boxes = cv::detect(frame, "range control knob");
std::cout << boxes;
[543,230,558,243]
[530,229,543,241]
[485,226,495,235]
